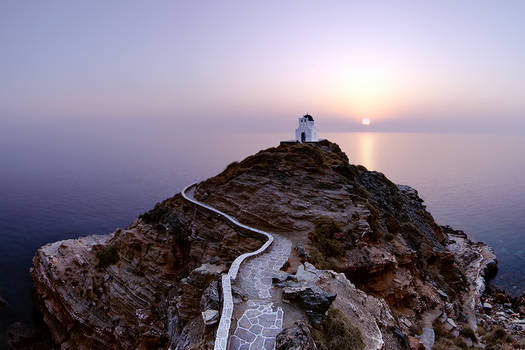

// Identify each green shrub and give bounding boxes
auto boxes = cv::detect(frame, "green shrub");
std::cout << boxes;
[432,319,449,339]
[401,222,422,236]
[354,186,370,199]
[311,308,364,350]
[139,204,169,224]
[482,326,512,347]
[309,216,344,258]
[454,337,468,349]
[433,338,456,350]
[96,245,119,268]
[224,161,239,171]
[385,216,401,234]
[308,246,332,270]
[367,216,383,241]
[459,326,476,343]
[400,222,425,248]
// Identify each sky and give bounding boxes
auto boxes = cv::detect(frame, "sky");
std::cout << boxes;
[1,0,524,133]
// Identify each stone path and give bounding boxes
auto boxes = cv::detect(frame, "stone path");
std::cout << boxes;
[230,301,283,350]
[230,235,292,350]
[182,183,291,350]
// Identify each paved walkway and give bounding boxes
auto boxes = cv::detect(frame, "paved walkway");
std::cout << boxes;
[230,235,291,350]
[182,184,290,350]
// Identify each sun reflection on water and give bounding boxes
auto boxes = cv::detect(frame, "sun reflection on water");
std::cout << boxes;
[359,132,375,170]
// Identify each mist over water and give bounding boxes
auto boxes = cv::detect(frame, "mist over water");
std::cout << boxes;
[0,122,524,334]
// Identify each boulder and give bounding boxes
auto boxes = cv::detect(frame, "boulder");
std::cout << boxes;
[282,284,336,323]
[483,302,493,311]
[201,280,220,311]
[295,243,309,259]
[407,335,425,350]
[201,309,219,325]
[276,321,318,350]
[272,271,294,284]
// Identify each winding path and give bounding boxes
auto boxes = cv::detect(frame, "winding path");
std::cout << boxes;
[182,184,290,350]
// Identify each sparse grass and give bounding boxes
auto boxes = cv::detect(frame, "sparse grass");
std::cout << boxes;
[311,308,364,350]
[96,245,119,268]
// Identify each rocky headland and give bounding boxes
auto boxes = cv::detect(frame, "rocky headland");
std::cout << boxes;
[28,140,524,349]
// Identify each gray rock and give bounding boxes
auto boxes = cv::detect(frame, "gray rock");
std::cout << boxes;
[276,321,318,350]
[295,243,309,259]
[295,263,321,283]
[201,309,219,325]
[418,327,435,350]
[282,283,336,323]
[200,280,220,311]
[272,271,293,284]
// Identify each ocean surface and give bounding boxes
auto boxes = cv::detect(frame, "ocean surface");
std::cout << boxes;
[1,121,524,334]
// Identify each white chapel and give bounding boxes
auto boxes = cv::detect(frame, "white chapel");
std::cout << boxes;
[295,114,319,143]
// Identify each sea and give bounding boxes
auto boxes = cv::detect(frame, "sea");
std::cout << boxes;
[1,120,524,335]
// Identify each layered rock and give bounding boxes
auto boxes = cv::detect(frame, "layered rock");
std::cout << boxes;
[31,195,264,349]
[30,140,509,349]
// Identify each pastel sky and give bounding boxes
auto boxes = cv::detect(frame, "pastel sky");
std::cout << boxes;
[1,1,524,132]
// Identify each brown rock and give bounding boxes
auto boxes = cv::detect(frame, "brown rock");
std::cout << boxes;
[407,335,425,350]
[276,321,317,350]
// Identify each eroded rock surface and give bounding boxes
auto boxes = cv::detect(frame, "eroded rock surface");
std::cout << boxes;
[30,140,508,349]
[276,321,317,350]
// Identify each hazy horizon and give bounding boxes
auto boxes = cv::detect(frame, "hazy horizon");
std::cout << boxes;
[2,1,524,133]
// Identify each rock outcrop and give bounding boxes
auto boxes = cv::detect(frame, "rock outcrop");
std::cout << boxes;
[276,321,317,350]
[30,140,515,350]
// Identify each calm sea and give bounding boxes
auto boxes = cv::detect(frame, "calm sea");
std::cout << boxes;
[1,121,524,333]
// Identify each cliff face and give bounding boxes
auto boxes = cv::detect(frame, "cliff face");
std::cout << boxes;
[30,140,516,350]
[31,196,264,349]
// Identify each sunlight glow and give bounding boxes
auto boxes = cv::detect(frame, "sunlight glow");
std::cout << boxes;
[362,118,371,126]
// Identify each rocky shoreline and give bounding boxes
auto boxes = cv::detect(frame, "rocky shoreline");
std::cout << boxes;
[9,140,525,349]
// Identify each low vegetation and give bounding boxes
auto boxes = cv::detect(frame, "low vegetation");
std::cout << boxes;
[482,326,514,349]
[459,326,476,343]
[308,246,332,270]
[139,204,170,224]
[96,245,119,268]
[311,308,364,350]
[309,216,344,259]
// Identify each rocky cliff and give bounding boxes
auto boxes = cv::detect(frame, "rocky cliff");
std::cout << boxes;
[29,140,523,350]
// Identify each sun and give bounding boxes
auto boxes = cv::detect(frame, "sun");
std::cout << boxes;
[361,118,371,126]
